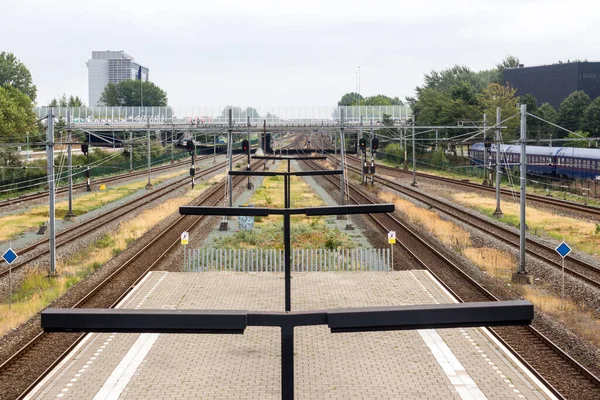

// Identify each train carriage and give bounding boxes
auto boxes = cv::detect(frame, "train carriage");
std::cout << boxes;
[470,143,600,180]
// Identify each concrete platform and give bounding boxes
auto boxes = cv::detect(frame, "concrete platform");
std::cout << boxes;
[27,271,554,399]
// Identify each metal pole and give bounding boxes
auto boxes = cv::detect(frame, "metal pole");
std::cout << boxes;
[247,116,253,189]
[26,133,29,162]
[411,124,417,187]
[170,130,174,163]
[86,133,91,192]
[516,104,529,281]
[435,129,439,150]
[129,131,133,171]
[213,133,216,163]
[228,109,233,207]
[263,120,268,170]
[482,114,489,186]
[493,107,503,217]
[339,111,346,206]
[146,127,153,189]
[47,111,57,275]
[191,143,196,189]
[65,109,75,220]
[8,241,12,310]
[561,257,565,310]
[403,127,408,171]
[281,325,294,400]
[284,210,291,311]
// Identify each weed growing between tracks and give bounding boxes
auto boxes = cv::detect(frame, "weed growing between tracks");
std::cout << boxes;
[452,192,600,257]
[213,162,357,249]
[0,169,188,241]
[380,190,600,348]
[0,181,209,337]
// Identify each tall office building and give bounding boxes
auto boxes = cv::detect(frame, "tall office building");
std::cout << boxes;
[87,50,149,107]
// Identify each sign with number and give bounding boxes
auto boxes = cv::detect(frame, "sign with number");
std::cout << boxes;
[388,231,396,244]
[181,232,189,245]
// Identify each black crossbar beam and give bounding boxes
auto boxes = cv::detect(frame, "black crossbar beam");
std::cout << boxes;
[41,309,247,334]
[327,301,533,332]
[229,170,342,177]
[41,301,532,334]
[252,156,327,160]
[180,204,394,217]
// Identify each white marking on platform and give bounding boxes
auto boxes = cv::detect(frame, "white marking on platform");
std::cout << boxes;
[93,333,159,400]
[419,329,487,399]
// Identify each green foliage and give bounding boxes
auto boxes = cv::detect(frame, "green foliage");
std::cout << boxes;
[48,94,85,107]
[99,80,168,106]
[532,102,559,140]
[0,52,36,102]
[579,97,600,136]
[96,234,115,249]
[383,143,404,157]
[338,92,364,106]
[563,131,591,148]
[429,148,448,167]
[557,91,591,135]
[0,84,36,141]
[478,83,520,139]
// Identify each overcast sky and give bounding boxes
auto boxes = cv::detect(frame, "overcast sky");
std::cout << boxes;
[2,0,598,107]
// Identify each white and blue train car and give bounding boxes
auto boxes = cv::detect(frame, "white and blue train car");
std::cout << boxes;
[469,143,600,180]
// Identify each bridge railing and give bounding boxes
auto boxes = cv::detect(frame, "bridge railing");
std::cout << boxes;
[34,105,412,125]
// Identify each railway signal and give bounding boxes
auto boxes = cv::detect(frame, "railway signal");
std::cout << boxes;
[242,139,249,152]
[371,137,379,151]
[186,139,195,154]
[359,138,366,152]
[81,144,88,155]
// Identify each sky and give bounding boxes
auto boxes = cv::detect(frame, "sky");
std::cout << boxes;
[2,0,599,107]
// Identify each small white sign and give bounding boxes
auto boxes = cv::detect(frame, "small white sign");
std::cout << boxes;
[181,232,189,245]
[388,231,396,244]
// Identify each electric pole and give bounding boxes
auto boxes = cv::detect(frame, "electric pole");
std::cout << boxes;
[228,109,233,207]
[65,108,75,220]
[46,111,57,275]
[146,125,153,190]
[411,124,417,187]
[493,107,503,217]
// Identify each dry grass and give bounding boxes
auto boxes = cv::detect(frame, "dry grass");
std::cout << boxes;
[379,191,471,249]
[462,246,600,347]
[452,192,600,256]
[463,247,515,282]
[0,181,208,336]
[0,169,188,241]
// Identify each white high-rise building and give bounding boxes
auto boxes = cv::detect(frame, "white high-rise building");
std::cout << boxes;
[86,50,149,107]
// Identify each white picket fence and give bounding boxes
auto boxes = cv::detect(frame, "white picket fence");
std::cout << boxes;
[185,248,390,272]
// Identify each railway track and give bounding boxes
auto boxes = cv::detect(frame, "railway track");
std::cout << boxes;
[0,157,266,400]
[344,153,600,219]
[336,157,600,289]
[0,155,200,210]
[302,157,600,400]
[0,135,304,400]
[0,154,244,276]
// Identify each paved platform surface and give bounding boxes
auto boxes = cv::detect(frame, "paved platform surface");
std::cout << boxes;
[27,271,552,399]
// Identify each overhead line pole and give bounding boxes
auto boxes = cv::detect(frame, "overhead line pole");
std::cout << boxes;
[513,104,532,284]
[65,108,75,220]
[47,111,57,276]
[146,122,153,190]
[411,123,417,187]
[482,114,490,186]
[228,109,233,207]
[493,107,503,217]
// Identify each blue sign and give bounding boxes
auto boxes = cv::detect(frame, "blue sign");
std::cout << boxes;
[555,242,572,258]
[2,248,18,264]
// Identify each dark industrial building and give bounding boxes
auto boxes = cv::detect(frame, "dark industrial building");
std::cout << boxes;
[503,62,600,109]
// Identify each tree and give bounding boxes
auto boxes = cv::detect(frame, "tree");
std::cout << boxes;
[477,83,520,138]
[98,80,168,106]
[49,94,85,107]
[0,84,36,141]
[532,102,559,141]
[579,97,600,136]
[0,52,37,102]
[338,92,364,106]
[557,91,591,136]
